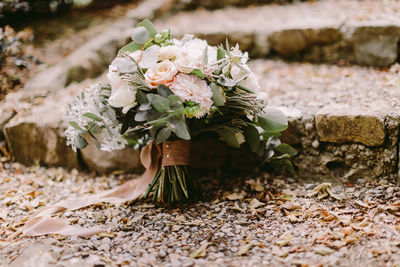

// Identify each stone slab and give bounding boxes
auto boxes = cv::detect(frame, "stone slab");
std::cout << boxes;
[315,104,386,147]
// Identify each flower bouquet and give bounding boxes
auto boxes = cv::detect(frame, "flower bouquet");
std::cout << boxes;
[65,19,294,203]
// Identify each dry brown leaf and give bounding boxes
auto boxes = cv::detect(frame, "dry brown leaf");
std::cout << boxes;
[354,200,369,208]
[131,213,145,223]
[274,233,292,247]
[281,202,302,210]
[249,199,265,210]
[314,246,334,256]
[190,241,209,258]
[238,241,258,256]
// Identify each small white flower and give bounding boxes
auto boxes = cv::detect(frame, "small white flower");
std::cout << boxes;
[129,45,160,69]
[144,59,178,88]
[170,73,213,116]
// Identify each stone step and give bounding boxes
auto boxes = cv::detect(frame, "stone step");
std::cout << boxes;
[156,0,400,67]
[249,59,400,181]
[175,0,306,10]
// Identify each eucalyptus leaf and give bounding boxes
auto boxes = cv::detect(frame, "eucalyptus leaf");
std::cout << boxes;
[147,94,171,113]
[83,112,102,122]
[136,90,147,104]
[266,136,281,150]
[131,26,149,44]
[157,84,173,98]
[217,129,240,148]
[244,125,260,153]
[135,110,149,121]
[210,83,225,106]
[74,135,88,149]
[156,127,171,143]
[169,119,190,140]
[136,19,157,38]
[190,69,205,79]
[275,143,297,157]
[258,107,288,133]
[120,41,142,53]
[138,102,152,111]
[69,121,85,132]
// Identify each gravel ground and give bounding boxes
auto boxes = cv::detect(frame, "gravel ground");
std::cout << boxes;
[249,60,400,116]
[1,162,400,266]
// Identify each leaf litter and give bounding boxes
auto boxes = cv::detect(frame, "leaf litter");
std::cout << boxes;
[1,163,400,265]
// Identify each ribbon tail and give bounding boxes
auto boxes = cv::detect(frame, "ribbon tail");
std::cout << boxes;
[22,143,161,237]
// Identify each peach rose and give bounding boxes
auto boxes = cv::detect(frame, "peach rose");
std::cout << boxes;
[144,60,178,88]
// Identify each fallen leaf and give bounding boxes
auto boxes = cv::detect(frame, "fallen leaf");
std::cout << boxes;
[231,202,245,212]
[131,213,145,223]
[314,246,334,255]
[249,199,265,210]
[281,202,302,210]
[354,200,369,208]
[190,241,209,258]
[238,241,258,256]
[308,183,342,200]
[175,214,186,222]
[274,233,292,247]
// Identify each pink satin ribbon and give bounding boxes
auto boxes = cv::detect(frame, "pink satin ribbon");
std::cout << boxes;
[22,143,161,237]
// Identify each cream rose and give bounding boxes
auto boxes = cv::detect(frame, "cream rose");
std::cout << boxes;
[158,45,180,61]
[144,60,178,88]
[174,52,199,74]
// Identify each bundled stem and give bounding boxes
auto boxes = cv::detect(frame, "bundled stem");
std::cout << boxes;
[143,165,200,202]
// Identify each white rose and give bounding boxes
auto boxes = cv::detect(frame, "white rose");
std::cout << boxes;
[107,66,136,114]
[129,45,160,69]
[174,52,199,74]
[183,38,208,61]
[144,60,178,88]
[158,45,180,61]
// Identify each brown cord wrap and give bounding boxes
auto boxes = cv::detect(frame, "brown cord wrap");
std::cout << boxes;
[161,140,191,166]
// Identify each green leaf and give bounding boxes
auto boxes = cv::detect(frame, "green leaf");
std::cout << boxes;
[149,117,169,129]
[136,90,147,104]
[74,135,88,149]
[131,26,149,44]
[83,112,102,122]
[157,84,173,98]
[244,125,260,153]
[120,41,142,53]
[210,83,225,106]
[275,144,297,157]
[217,129,240,148]
[69,121,85,132]
[217,48,225,60]
[136,19,157,38]
[258,107,288,133]
[168,95,183,110]
[135,110,149,121]
[147,94,171,113]
[169,119,190,140]
[156,127,171,143]
[190,69,205,79]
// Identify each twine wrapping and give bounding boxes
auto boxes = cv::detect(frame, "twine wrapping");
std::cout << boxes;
[21,140,191,237]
